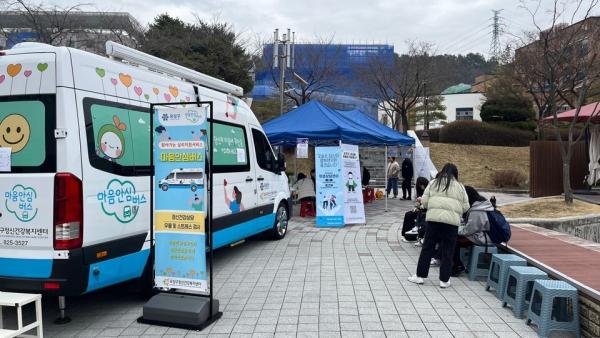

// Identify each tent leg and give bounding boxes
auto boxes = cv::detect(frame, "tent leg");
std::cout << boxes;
[385,146,388,212]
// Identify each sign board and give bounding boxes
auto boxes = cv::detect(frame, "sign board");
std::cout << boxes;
[414,147,437,179]
[315,146,344,227]
[153,107,208,292]
[296,138,308,159]
[342,144,365,224]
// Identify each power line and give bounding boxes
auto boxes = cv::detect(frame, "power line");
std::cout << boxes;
[437,18,493,53]
[447,29,493,55]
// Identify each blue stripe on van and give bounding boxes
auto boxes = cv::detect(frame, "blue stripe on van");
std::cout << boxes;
[85,249,149,293]
[213,213,276,249]
[0,257,53,278]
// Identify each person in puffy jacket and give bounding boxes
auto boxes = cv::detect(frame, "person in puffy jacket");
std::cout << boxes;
[408,163,469,288]
[452,186,494,275]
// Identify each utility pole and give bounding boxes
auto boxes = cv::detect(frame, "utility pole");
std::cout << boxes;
[490,9,504,61]
[424,82,429,132]
[273,28,295,115]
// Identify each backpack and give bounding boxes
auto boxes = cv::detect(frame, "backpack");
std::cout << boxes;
[485,209,511,244]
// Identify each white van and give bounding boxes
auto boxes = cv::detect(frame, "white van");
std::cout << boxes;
[159,168,204,191]
[0,42,291,303]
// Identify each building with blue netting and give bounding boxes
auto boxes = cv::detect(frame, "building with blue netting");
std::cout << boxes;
[253,43,394,118]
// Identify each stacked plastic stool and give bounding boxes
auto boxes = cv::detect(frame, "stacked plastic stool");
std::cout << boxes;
[486,254,527,298]
[467,245,498,281]
[527,279,580,338]
[299,199,316,217]
[502,266,548,318]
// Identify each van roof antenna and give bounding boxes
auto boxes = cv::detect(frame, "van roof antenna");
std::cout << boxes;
[105,41,243,97]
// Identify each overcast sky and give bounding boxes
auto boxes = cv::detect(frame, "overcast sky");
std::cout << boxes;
[53,0,597,57]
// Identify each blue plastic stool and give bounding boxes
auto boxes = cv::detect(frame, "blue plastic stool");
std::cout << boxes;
[467,245,497,281]
[486,254,527,299]
[459,247,470,268]
[527,279,580,338]
[502,266,548,318]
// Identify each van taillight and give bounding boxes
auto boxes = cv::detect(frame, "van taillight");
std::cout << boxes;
[54,173,83,250]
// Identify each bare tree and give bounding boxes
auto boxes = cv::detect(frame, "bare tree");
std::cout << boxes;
[365,40,432,132]
[516,0,600,203]
[0,1,144,52]
[0,0,85,46]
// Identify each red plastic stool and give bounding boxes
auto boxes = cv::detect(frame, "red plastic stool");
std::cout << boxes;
[300,199,316,217]
[363,188,375,203]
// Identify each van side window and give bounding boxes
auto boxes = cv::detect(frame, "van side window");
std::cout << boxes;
[0,95,56,173]
[211,121,250,173]
[83,98,151,176]
[251,129,277,174]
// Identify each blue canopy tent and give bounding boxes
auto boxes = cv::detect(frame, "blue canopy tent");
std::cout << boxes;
[337,108,413,145]
[262,100,413,146]
[262,100,414,212]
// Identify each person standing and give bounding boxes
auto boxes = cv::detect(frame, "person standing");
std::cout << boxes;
[386,157,400,198]
[362,165,371,187]
[401,157,414,200]
[408,163,469,288]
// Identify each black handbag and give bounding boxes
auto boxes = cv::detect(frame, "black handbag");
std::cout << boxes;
[415,209,427,238]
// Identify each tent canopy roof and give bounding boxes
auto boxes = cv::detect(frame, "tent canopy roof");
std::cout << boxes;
[543,101,600,123]
[262,100,414,146]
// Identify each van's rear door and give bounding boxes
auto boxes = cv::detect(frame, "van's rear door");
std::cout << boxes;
[0,52,58,278]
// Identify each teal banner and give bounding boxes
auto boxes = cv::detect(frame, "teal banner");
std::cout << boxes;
[153,106,208,292]
[315,146,344,227]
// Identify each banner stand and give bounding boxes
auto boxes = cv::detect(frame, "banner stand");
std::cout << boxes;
[138,98,222,330]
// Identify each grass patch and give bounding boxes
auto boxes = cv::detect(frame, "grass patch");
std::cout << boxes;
[500,197,600,219]
[428,143,529,189]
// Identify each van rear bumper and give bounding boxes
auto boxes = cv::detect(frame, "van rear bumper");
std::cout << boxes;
[0,248,89,296]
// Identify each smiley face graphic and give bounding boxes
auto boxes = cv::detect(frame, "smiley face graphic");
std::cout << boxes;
[0,114,31,153]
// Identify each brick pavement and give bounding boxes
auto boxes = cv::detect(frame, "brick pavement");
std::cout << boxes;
[34,197,538,337]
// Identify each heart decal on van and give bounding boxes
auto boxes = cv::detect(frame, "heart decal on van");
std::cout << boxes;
[95,67,105,78]
[0,75,4,84]
[118,73,132,88]
[6,64,22,77]
[164,93,172,102]
[169,85,179,98]
[134,86,143,97]
[37,63,48,72]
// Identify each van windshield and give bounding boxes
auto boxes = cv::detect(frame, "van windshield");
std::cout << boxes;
[0,95,55,173]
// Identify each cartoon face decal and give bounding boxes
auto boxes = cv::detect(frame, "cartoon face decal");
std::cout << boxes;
[0,114,31,153]
[97,115,127,161]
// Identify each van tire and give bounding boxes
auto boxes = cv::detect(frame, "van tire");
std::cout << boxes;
[191,185,197,192]
[161,184,168,191]
[271,203,288,240]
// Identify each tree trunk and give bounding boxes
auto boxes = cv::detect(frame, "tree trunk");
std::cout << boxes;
[401,113,409,133]
[563,160,574,204]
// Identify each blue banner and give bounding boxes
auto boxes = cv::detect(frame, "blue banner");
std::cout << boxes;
[153,106,208,292]
[315,146,344,227]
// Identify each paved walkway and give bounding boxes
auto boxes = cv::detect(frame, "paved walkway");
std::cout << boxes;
[37,197,537,337]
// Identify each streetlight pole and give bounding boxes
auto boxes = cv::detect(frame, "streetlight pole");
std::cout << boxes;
[273,28,295,115]
[424,81,429,132]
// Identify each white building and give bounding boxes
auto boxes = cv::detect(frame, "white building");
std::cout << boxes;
[377,92,486,130]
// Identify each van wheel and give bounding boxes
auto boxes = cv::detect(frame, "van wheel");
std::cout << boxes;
[271,203,288,240]
[161,184,168,191]
[191,185,197,192]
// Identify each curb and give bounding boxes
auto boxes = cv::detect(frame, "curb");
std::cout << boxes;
[476,188,529,194]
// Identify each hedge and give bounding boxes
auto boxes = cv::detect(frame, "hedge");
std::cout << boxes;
[439,120,534,147]
[480,97,535,122]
